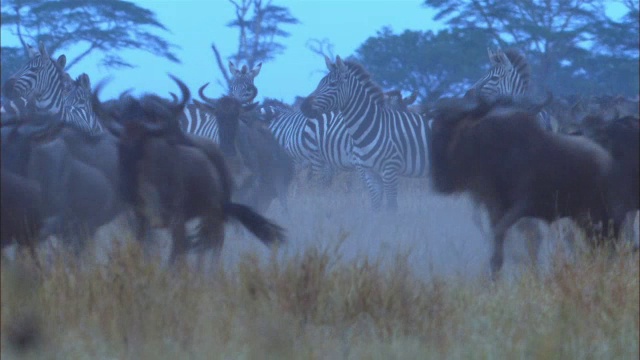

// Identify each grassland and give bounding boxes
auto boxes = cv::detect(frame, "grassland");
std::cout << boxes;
[2,175,638,359]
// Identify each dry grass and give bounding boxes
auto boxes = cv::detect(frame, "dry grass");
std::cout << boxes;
[2,175,639,359]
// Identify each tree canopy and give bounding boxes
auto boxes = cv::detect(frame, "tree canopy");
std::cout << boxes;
[355,0,638,103]
[1,0,179,91]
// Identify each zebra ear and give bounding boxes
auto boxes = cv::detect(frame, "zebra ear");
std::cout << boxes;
[488,48,503,66]
[250,63,262,78]
[324,55,334,70]
[26,44,38,59]
[39,41,49,59]
[335,55,345,68]
[78,73,91,89]
[496,50,512,69]
[228,61,238,75]
[57,55,66,70]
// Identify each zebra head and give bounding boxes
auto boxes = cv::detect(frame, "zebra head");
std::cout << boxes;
[465,48,530,98]
[300,55,351,118]
[228,61,262,104]
[2,41,67,113]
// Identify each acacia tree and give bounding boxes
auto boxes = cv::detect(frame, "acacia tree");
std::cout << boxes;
[211,0,298,88]
[422,0,639,96]
[1,0,179,70]
[355,27,496,104]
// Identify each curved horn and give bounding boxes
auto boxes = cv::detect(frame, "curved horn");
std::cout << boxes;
[168,74,190,117]
[91,77,124,136]
[198,83,217,106]
[405,90,419,106]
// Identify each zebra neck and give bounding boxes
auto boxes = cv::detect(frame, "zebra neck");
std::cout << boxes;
[340,90,384,134]
[35,82,65,113]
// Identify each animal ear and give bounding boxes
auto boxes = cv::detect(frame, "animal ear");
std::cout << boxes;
[487,48,496,64]
[228,61,238,75]
[57,55,66,69]
[39,41,49,58]
[250,62,262,78]
[496,50,513,69]
[335,55,345,68]
[324,55,334,70]
[26,44,38,59]
[78,73,91,89]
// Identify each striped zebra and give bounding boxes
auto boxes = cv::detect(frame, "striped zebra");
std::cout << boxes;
[180,61,262,139]
[466,48,554,131]
[2,42,102,133]
[305,90,420,184]
[301,56,431,210]
[263,89,418,186]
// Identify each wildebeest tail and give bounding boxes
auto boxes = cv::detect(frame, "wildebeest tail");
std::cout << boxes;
[225,202,286,245]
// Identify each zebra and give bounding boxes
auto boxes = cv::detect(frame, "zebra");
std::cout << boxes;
[262,89,417,186]
[179,61,262,139]
[466,48,555,131]
[2,41,102,133]
[301,56,431,210]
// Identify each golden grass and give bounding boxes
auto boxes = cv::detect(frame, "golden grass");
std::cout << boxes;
[2,176,638,359]
[2,239,638,359]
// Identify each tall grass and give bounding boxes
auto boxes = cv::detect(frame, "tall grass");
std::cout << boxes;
[2,240,638,359]
[2,176,638,358]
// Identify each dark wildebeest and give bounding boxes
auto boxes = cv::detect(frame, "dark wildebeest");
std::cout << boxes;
[1,169,43,257]
[1,110,121,252]
[93,76,285,265]
[199,89,295,214]
[429,93,637,278]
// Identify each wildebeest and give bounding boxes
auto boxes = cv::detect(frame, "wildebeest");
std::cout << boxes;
[429,93,637,277]
[1,110,122,252]
[1,169,44,257]
[93,76,285,265]
[199,89,295,214]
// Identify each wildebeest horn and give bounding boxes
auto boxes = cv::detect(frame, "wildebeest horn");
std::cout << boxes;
[91,77,124,137]
[198,83,217,106]
[168,74,190,117]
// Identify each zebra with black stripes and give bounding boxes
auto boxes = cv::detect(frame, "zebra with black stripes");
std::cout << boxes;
[466,48,555,131]
[301,56,431,210]
[2,42,102,133]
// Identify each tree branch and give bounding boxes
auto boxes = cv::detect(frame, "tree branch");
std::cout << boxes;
[211,43,231,88]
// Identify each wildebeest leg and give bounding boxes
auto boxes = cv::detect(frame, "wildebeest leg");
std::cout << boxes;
[356,165,383,210]
[490,200,530,279]
[197,214,225,272]
[168,217,187,267]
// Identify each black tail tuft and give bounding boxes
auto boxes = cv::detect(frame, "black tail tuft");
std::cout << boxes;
[226,202,286,246]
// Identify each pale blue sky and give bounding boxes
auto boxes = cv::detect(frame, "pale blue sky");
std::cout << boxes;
[1,1,628,102]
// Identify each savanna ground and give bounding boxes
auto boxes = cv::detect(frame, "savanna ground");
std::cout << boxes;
[2,172,639,359]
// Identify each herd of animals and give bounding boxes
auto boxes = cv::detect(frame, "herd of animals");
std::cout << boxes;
[1,42,638,278]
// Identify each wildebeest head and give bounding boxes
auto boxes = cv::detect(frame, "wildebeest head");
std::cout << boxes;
[93,75,190,143]
[213,95,243,156]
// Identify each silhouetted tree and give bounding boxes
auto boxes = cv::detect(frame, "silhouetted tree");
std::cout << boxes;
[355,27,495,104]
[422,0,639,96]
[1,0,179,69]
[211,0,299,88]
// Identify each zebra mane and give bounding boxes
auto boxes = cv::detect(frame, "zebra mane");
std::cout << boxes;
[343,61,385,106]
[503,49,530,92]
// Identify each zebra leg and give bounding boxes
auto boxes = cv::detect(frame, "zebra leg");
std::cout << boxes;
[381,169,399,211]
[356,165,383,210]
